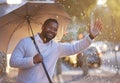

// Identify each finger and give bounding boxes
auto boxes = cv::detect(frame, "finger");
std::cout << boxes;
[95,20,102,30]
[94,19,98,29]
[95,20,100,28]
[97,21,102,31]
[97,18,102,30]
[96,23,102,31]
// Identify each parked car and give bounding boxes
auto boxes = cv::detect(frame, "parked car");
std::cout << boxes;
[77,46,102,68]
[90,41,108,55]
[62,54,77,68]
[62,46,102,69]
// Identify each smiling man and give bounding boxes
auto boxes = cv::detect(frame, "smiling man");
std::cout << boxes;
[10,18,102,83]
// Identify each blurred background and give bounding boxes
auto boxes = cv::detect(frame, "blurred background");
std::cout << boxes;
[1,0,120,83]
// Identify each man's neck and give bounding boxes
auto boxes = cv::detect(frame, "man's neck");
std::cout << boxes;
[39,33,49,43]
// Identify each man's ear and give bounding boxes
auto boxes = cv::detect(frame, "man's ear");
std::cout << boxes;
[41,26,44,30]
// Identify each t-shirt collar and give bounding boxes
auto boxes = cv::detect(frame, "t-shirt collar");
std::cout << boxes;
[35,33,52,44]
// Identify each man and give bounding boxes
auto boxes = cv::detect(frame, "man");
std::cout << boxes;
[10,18,102,83]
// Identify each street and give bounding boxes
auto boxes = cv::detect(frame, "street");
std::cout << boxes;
[1,51,120,83]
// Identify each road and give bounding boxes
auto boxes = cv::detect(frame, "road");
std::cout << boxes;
[1,51,120,83]
[53,51,120,83]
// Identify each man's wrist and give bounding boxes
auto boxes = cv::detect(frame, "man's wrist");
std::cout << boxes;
[89,34,94,40]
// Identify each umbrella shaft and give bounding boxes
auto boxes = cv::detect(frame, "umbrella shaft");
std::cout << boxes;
[30,36,52,83]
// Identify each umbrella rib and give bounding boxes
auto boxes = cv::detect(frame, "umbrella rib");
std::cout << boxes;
[29,18,43,25]
[7,21,25,51]
[25,3,29,17]
[11,12,24,18]
[6,20,26,52]
[34,4,45,16]
[0,18,23,28]
[31,4,70,20]
[37,4,71,20]
[35,13,71,20]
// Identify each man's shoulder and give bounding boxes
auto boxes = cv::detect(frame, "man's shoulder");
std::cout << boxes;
[19,37,31,43]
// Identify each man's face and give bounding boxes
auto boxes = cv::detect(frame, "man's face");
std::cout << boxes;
[42,21,58,41]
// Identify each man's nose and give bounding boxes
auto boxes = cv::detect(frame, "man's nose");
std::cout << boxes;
[50,29,56,33]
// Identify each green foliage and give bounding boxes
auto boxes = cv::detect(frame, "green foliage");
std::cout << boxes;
[56,0,97,21]
[107,0,120,18]
[56,0,120,42]
[61,32,75,42]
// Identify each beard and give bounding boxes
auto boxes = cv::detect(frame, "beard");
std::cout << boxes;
[44,32,56,42]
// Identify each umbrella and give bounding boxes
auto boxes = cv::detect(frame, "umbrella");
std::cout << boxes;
[0,1,71,54]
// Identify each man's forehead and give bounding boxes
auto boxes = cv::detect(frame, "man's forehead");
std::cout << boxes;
[44,21,58,27]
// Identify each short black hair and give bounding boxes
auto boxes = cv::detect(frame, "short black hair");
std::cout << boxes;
[43,18,58,26]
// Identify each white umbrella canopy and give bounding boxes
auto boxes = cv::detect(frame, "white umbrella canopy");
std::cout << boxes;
[0,1,71,54]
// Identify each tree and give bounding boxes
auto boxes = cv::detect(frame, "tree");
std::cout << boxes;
[55,0,96,22]
[56,0,120,42]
